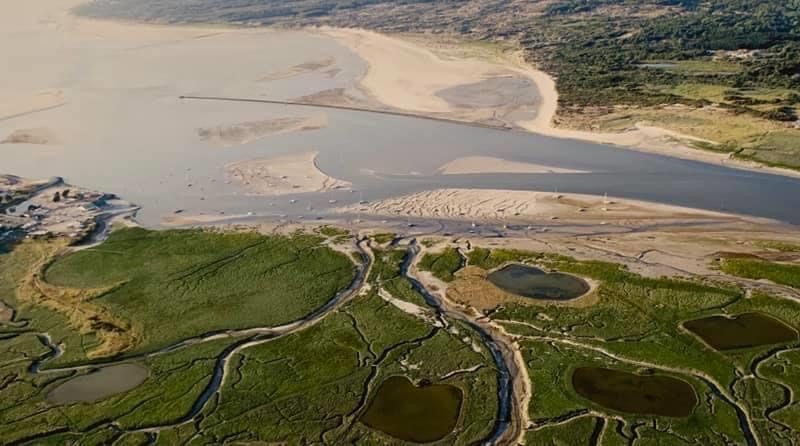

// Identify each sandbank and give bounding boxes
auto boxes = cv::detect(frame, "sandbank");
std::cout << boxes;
[226,151,350,196]
[198,114,327,147]
[339,188,750,223]
[326,28,800,179]
[438,156,587,175]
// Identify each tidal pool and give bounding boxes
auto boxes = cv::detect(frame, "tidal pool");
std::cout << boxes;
[487,264,590,300]
[47,363,149,404]
[360,376,463,443]
[683,312,798,351]
[572,367,697,417]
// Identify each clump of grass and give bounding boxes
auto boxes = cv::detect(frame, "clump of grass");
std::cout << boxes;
[720,259,800,289]
[371,233,396,245]
[317,225,351,239]
[419,248,463,282]
[755,240,800,253]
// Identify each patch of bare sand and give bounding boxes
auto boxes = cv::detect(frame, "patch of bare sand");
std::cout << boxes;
[226,151,350,196]
[322,28,507,113]
[340,188,749,223]
[438,156,587,175]
[198,115,327,147]
[2,127,58,145]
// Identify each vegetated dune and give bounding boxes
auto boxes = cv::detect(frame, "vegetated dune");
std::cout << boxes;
[226,151,351,196]
[198,115,327,147]
[342,188,741,222]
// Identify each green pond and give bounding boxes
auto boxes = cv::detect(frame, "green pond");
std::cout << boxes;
[487,264,590,300]
[360,376,463,443]
[572,367,697,417]
[683,312,797,351]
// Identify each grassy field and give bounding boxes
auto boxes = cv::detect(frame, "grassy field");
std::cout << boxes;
[719,258,800,289]
[369,247,430,307]
[418,247,463,282]
[0,230,500,444]
[41,228,356,361]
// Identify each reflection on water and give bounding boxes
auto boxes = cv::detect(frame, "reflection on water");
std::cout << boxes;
[487,264,589,300]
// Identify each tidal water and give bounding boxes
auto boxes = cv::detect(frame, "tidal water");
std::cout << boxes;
[3,27,800,227]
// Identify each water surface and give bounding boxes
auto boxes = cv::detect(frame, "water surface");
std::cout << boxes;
[360,375,463,442]
[684,313,797,351]
[572,367,697,417]
[487,264,589,300]
[4,29,800,226]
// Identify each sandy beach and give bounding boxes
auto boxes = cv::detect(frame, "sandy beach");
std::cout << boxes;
[226,151,350,196]
[326,28,800,179]
[340,188,752,223]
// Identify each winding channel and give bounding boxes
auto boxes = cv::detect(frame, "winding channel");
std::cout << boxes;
[400,240,523,445]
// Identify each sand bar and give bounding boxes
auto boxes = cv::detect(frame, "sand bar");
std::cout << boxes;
[198,114,327,147]
[340,188,750,223]
[438,156,587,175]
[327,28,800,179]
[226,151,350,196]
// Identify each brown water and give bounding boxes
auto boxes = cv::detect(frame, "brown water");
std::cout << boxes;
[47,363,149,404]
[572,367,697,417]
[487,264,590,300]
[360,375,463,443]
[683,312,797,351]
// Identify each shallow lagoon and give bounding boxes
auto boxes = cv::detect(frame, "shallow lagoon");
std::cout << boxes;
[572,367,697,417]
[487,264,589,300]
[684,312,798,351]
[360,376,463,443]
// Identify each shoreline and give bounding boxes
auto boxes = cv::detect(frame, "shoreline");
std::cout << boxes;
[336,188,774,226]
[323,28,800,180]
[51,6,798,179]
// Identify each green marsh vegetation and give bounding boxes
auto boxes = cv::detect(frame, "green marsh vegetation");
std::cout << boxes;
[419,247,463,282]
[0,229,500,444]
[370,247,430,307]
[471,247,800,443]
[719,257,800,289]
[43,227,356,361]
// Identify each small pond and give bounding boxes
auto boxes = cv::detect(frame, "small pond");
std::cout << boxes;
[360,376,463,443]
[572,367,697,417]
[487,264,590,300]
[683,312,797,351]
[47,363,149,404]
